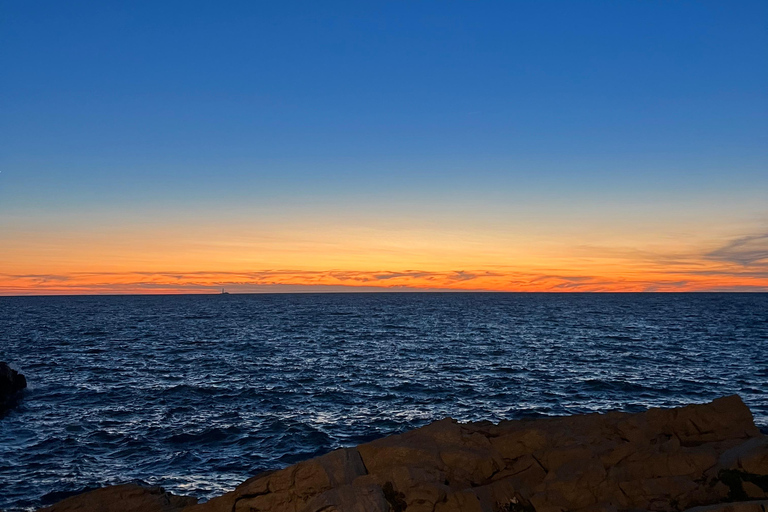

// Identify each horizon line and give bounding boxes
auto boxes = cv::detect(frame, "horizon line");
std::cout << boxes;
[2,290,767,298]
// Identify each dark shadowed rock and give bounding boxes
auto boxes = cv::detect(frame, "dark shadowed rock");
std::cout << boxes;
[681,501,768,512]
[38,396,768,512]
[0,362,27,413]
[37,484,197,512]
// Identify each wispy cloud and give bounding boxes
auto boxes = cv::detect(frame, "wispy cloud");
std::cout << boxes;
[2,264,764,294]
[5,230,768,294]
[706,233,768,266]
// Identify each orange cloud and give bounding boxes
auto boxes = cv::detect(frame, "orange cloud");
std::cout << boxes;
[2,218,767,294]
[1,262,766,295]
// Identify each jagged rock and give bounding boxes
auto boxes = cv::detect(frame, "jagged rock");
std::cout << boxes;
[0,361,27,413]
[37,484,197,512]
[38,396,768,512]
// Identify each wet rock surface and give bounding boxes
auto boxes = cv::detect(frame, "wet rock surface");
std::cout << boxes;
[38,396,768,512]
[0,362,26,414]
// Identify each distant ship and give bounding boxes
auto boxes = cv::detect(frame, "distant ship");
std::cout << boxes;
[220,288,230,295]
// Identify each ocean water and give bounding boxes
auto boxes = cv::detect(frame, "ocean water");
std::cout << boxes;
[0,293,766,510]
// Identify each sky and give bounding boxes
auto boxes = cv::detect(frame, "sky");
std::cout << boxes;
[1,0,767,294]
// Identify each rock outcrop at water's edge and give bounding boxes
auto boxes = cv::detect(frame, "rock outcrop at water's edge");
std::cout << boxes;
[38,395,768,512]
[37,484,199,512]
[0,362,27,414]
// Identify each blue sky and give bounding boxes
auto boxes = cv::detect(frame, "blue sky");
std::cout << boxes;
[1,1,766,293]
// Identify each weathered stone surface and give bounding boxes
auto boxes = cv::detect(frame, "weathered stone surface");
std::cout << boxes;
[615,395,761,447]
[206,447,368,512]
[37,484,197,512]
[434,490,483,512]
[301,483,391,512]
[38,396,768,512]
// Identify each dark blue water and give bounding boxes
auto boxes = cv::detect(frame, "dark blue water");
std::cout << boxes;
[1,293,766,510]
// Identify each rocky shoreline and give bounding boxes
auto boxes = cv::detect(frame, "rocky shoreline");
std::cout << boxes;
[38,395,767,512]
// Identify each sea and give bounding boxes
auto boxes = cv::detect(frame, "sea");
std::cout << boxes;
[0,293,766,510]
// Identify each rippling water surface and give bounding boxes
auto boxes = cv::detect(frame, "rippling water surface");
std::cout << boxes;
[1,293,767,510]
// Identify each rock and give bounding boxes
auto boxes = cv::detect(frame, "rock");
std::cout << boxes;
[682,500,768,512]
[302,483,392,512]
[742,481,767,499]
[195,448,369,512]
[38,395,768,512]
[37,484,197,512]
[0,361,27,413]
[720,437,768,476]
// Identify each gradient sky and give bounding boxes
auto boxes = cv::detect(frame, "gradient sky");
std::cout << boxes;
[1,0,767,294]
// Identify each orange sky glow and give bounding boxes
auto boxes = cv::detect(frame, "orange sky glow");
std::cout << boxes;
[2,223,766,294]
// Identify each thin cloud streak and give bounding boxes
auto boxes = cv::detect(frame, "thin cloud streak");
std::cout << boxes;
[2,263,767,295]
[3,231,768,294]
[706,233,768,266]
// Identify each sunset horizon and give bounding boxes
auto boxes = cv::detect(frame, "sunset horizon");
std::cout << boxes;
[3,228,767,294]
[2,2,766,296]
[2,2,767,510]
